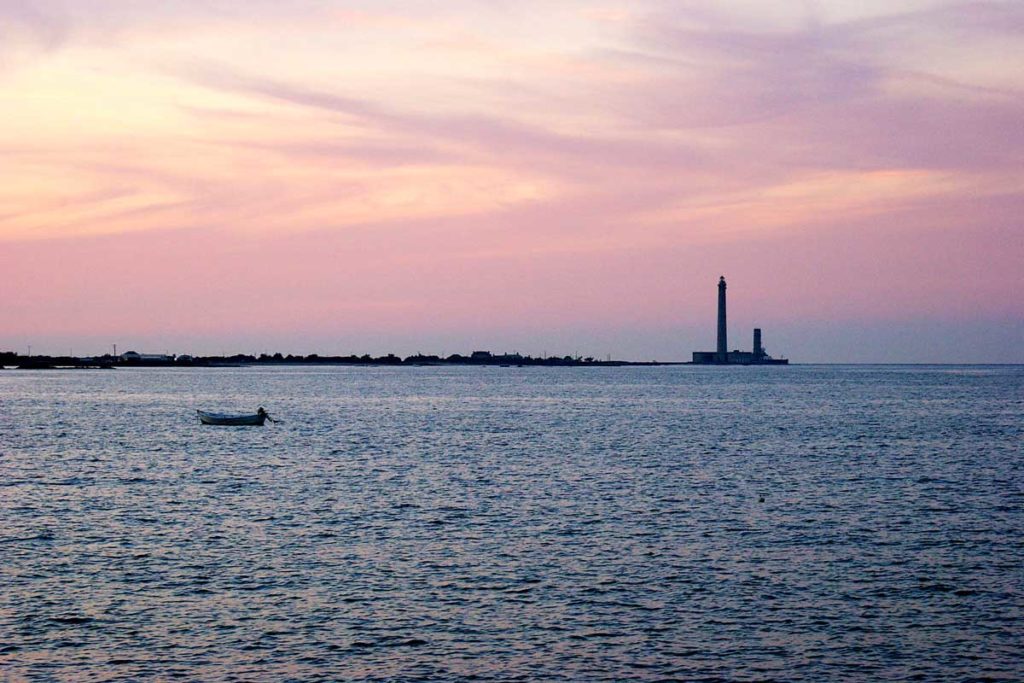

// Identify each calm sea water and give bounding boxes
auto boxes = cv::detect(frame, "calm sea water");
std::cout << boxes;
[1,365,1021,681]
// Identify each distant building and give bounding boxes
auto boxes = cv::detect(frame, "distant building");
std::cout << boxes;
[692,277,788,365]
[120,351,173,363]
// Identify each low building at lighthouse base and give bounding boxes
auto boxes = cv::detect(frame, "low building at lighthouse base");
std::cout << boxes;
[691,350,787,365]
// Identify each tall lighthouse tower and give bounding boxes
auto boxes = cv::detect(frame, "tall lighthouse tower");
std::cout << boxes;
[716,276,728,363]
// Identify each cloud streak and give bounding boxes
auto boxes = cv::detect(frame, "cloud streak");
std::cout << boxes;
[1,0,1021,359]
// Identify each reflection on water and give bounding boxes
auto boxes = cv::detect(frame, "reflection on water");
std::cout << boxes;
[1,365,1022,681]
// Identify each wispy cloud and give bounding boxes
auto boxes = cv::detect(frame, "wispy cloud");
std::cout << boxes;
[0,1,68,70]
[1,0,1022,358]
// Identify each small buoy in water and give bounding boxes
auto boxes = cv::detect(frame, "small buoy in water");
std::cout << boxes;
[758,496,765,503]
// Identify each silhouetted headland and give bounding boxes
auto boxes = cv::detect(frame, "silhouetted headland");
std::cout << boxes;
[3,277,795,370]
[0,349,685,369]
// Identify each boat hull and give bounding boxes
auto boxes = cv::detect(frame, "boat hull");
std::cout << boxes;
[197,411,267,426]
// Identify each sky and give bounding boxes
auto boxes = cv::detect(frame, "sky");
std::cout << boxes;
[2,0,1022,362]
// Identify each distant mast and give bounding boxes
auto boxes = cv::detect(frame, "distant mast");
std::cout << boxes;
[716,276,728,363]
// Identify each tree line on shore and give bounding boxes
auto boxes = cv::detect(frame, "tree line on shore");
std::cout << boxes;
[1,350,633,368]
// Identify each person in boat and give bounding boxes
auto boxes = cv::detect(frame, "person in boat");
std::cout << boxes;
[257,407,268,420]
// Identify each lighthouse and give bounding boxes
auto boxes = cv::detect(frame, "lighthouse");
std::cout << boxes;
[691,276,789,364]
[716,276,727,363]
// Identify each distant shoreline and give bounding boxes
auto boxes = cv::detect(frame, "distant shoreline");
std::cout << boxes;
[5,360,1024,370]
[1,351,693,370]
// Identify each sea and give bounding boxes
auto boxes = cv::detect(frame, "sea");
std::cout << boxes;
[1,365,1021,682]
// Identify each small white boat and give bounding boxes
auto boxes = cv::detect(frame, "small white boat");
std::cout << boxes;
[197,408,271,426]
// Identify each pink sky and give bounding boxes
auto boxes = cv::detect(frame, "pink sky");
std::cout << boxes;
[2,1,1022,362]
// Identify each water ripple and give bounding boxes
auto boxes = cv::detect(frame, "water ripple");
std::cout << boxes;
[1,365,1022,681]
